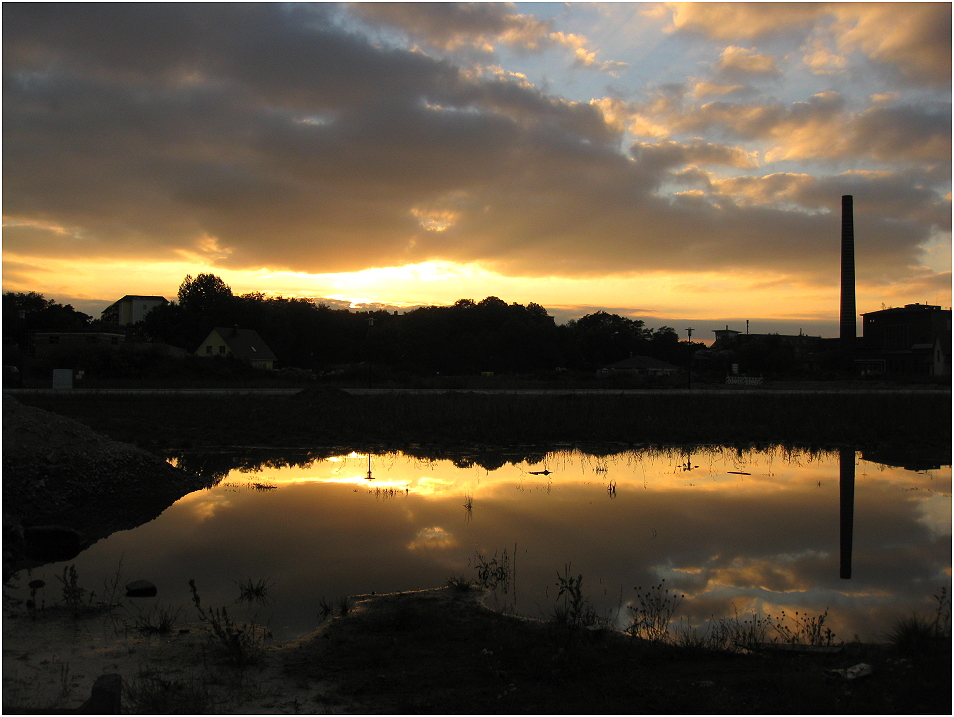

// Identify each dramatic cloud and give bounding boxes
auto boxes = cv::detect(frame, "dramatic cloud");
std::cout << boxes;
[350,1,553,52]
[2,2,950,325]
[664,2,951,87]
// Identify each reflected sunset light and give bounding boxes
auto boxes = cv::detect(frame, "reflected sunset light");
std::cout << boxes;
[19,446,948,643]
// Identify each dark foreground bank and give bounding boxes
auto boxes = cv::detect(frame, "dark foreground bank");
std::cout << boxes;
[291,588,952,715]
[4,587,951,715]
[15,388,952,457]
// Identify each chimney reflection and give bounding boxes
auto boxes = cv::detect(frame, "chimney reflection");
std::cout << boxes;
[839,448,855,579]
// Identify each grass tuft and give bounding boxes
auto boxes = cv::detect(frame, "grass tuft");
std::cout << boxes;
[772,608,837,646]
[124,667,217,714]
[56,564,93,618]
[446,575,474,593]
[336,595,353,616]
[235,576,275,605]
[884,587,952,656]
[188,578,268,667]
[626,580,684,642]
[473,548,512,591]
[553,564,598,627]
[132,603,183,635]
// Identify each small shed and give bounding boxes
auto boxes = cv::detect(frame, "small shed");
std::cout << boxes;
[195,327,277,370]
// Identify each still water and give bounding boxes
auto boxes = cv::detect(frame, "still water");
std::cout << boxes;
[14,446,951,643]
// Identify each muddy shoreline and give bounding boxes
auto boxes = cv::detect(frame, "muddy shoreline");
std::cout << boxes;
[4,584,950,714]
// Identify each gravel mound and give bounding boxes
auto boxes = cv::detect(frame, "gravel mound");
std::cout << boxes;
[3,394,209,572]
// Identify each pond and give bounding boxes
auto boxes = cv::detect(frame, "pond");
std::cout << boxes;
[10,445,951,644]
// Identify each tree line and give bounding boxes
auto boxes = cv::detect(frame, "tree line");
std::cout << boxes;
[4,274,703,376]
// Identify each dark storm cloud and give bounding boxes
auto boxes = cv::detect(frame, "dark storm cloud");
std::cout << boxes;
[630,139,759,171]
[1,3,948,283]
[848,103,953,162]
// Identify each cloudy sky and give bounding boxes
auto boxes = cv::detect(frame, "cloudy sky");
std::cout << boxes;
[3,2,951,337]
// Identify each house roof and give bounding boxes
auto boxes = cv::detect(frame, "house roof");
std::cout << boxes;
[101,295,169,318]
[105,295,168,307]
[605,355,678,370]
[210,327,277,361]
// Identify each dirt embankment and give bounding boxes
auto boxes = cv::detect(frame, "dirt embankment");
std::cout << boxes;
[2,394,209,575]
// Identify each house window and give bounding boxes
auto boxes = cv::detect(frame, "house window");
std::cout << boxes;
[219,345,226,354]
[206,345,212,354]
[49,335,59,344]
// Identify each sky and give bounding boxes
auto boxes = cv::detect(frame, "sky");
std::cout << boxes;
[3,2,951,339]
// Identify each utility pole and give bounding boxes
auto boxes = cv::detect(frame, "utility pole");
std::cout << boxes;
[18,309,26,388]
[686,327,694,389]
[367,316,374,389]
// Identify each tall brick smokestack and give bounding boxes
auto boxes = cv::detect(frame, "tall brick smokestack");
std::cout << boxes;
[840,195,856,348]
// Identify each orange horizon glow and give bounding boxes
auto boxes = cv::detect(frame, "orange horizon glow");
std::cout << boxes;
[4,254,949,336]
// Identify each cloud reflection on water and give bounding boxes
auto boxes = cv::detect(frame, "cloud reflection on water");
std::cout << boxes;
[32,446,951,642]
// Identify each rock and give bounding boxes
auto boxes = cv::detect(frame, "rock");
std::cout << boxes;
[22,525,83,561]
[125,579,157,598]
[77,673,122,714]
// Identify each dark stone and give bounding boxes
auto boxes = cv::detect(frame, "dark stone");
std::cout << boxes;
[77,673,122,714]
[125,579,157,598]
[22,525,83,561]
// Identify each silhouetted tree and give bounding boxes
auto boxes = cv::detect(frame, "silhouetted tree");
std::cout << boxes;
[391,298,559,374]
[649,326,697,365]
[177,273,233,312]
[564,311,651,368]
[2,292,92,338]
[140,274,242,352]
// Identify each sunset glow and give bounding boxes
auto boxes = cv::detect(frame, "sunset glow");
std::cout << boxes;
[3,3,950,335]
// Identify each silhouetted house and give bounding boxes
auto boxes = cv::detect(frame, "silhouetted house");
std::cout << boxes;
[599,355,678,377]
[861,446,947,473]
[707,327,824,373]
[29,331,125,356]
[101,295,168,325]
[195,327,277,370]
[856,304,951,376]
[711,327,741,347]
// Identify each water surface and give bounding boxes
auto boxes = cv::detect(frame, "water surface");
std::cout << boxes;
[10,446,950,643]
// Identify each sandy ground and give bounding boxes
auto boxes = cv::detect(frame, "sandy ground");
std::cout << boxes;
[2,597,365,714]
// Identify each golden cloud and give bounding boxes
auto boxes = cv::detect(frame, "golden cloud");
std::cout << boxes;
[663,2,822,40]
[717,46,779,77]
[691,81,747,99]
[663,2,950,87]
[832,3,952,87]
